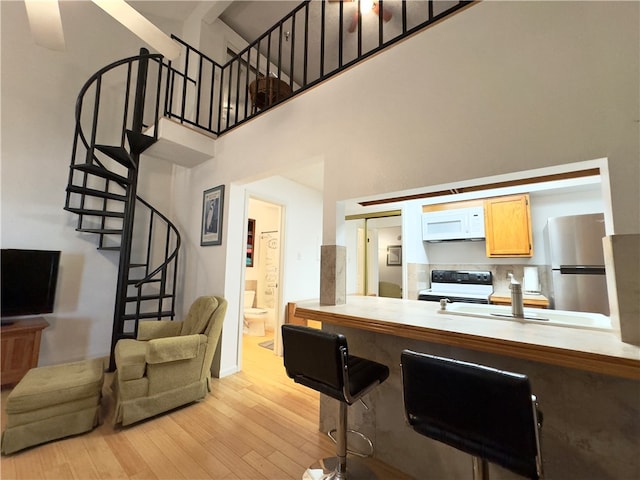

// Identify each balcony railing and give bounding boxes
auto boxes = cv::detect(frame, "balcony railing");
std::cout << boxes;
[164,0,474,136]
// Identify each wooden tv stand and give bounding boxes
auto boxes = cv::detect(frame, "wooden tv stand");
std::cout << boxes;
[1,317,49,388]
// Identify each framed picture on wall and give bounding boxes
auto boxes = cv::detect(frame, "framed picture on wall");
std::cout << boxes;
[387,245,402,266]
[201,185,225,246]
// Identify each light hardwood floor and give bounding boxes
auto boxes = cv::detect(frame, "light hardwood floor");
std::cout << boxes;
[1,334,410,479]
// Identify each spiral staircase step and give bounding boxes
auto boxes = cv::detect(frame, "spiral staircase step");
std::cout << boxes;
[76,228,123,235]
[122,311,174,321]
[95,145,137,170]
[70,163,130,184]
[66,185,127,201]
[126,130,156,155]
[125,293,174,302]
[64,207,125,218]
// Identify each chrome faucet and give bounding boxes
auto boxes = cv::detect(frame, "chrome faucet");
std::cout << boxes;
[439,298,451,311]
[509,273,525,318]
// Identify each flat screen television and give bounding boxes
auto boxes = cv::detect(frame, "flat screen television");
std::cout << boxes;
[1,249,61,322]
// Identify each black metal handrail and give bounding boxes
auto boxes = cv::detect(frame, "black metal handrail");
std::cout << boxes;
[164,36,225,134]
[65,0,475,363]
[134,196,181,291]
[164,0,475,136]
[130,194,181,338]
[71,52,164,160]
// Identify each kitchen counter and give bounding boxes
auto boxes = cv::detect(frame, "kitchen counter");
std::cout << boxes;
[292,296,640,479]
[295,296,640,379]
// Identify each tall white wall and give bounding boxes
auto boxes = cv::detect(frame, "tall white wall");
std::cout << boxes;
[327,1,639,238]
[185,1,638,375]
[0,2,183,364]
[344,219,365,295]
[2,1,637,373]
[198,1,638,235]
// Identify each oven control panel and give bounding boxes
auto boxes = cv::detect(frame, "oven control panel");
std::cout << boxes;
[431,270,492,285]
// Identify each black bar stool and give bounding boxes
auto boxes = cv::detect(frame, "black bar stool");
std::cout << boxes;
[282,324,389,480]
[400,350,544,480]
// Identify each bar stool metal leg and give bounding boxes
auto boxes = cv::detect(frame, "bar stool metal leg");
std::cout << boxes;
[303,402,379,480]
[328,399,375,459]
[337,402,347,476]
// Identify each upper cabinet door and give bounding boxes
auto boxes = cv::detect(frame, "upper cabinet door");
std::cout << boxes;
[484,194,533,257]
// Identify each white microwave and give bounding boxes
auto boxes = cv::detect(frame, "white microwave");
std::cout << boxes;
[422,206,486,242]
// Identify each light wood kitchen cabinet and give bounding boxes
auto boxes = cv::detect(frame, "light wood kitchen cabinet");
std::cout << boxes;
[484,194,533,257]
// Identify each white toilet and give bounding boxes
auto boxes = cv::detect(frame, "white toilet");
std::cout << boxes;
[243,290,268,336]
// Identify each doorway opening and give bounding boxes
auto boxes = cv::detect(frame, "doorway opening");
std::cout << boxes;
[346,211,403,298]
[241,197,283,367]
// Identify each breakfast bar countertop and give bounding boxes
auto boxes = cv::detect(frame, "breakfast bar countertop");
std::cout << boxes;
[294,296,640,380]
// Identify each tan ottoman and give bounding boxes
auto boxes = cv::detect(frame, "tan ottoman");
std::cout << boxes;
[1,358,104,455]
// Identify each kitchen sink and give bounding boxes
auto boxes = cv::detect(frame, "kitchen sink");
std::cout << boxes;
[437,302,612,331]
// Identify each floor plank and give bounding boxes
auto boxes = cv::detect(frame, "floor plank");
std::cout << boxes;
[0,334,411,479]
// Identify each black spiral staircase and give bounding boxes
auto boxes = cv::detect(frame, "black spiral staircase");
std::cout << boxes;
[60,2,475,369]
[64,49,180,370]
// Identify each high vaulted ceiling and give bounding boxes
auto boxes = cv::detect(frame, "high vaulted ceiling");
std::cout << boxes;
[125,1,445,195]
[126,1,325,192]
[220,1,298,43]
[123,1,452,194]
[129,1,299,41]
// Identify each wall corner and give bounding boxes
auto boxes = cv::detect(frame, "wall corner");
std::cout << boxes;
[603,234,640,345]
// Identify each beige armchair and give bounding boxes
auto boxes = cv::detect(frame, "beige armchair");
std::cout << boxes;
[113,296,227,426]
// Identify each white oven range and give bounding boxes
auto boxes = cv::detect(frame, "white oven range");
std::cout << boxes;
[418,270,493,304]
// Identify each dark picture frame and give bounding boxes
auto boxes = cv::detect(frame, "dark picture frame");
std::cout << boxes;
[201,185,225,246]
[387,245,402,266]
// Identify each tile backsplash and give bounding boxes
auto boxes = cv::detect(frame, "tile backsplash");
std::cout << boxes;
[407,263,549,299]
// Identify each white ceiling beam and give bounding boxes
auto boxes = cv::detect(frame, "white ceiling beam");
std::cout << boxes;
[202,1,234,25]
[24,0,66,51]
[91,0,181,60]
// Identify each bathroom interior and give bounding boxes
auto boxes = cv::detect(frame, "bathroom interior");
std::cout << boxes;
[243,197,282,351]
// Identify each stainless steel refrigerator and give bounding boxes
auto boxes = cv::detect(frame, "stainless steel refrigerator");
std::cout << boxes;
[546,213,609,315]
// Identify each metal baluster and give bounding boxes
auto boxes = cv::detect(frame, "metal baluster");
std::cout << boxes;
[121,63,132,146]
[180,47,189,124]
[289,14,296,91]
[303,3,309,86]
[320,0,326,76]
[196,55,203,125]
[216,66,224,134]
[234,58,241,125]
[402,0,407,34]
[208,62,215,131]
[244,49,251,119]
[378,0,384,46]
[357,0,362,57]
[225,62,233,129]
[338,0,343,67]
[152,58,162,141]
